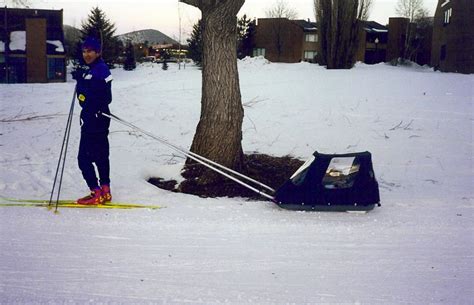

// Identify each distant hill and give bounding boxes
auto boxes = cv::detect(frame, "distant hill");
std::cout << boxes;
[117,29,178,45]
[63,25,81,41]
[62,26,179,48]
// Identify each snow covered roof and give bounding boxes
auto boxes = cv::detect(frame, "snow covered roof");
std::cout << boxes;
[9,31,26,51]
[1,32,65,53]
[47,40,64,53]
[365,28,388,33]
[292,19,318,31]
[363,21,388,33]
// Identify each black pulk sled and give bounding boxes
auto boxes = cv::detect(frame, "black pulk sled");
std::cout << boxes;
[103,113,381,212]
[273,151,380,211]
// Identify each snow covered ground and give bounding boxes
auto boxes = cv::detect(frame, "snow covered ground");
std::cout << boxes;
[1,59,473,304]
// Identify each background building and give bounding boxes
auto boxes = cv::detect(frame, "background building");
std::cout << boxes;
[254,18,390,65]
[253,18,318,63]
[386,17,433,66]
[1,7,66,83]
[431,0,474,73]
[356,21,388,64]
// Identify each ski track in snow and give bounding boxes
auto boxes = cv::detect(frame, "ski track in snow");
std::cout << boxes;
[1,59,473,304]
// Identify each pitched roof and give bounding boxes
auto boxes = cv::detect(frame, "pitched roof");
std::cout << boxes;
[363,21,388,33]
[292,19,318,31]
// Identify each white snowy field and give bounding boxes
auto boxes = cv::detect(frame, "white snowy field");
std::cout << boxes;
[1,58,473,304]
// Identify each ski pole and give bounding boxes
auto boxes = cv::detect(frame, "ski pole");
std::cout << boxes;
[54,99,75,212]
[49,86,76,211]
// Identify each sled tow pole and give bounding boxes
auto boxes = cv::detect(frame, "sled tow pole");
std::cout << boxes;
[101,112,276,201]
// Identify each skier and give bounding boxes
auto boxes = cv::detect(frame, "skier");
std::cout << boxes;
[72,36,113,205]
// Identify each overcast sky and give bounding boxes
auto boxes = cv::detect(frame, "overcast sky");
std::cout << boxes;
[5,0,439,41]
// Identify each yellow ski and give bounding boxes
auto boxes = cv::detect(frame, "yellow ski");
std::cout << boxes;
[0,198,162,210]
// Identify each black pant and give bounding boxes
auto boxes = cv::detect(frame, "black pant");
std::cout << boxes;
[78,132,110,190]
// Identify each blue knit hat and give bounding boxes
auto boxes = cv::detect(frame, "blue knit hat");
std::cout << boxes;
[82,36,101,53]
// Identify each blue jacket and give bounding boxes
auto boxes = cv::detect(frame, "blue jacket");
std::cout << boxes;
[76,58,112,133]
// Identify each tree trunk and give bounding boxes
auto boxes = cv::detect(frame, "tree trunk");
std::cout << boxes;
[315,0,370,69]
[180,0,245,183]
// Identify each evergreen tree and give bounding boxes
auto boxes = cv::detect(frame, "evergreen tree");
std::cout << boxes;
[80,7,120,67]
[187,19,203,66]
[160,49,170,70]
[188,16,255,64]
[237,15,255,59]
[123,42,136,71]
[63,25,81,63]
[72,40,84,65]
[71,41,87,76]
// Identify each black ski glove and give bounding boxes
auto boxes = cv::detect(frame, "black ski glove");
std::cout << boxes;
[71,66,88,81]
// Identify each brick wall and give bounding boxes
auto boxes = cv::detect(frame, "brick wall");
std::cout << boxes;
[432,0,474,73]
[254,18,304,63]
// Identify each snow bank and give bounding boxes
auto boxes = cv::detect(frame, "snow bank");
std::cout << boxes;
[239,55,271,66]
[0,62,472,304]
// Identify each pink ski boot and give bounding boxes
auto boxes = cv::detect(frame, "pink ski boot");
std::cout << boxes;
[101,184,112,202]
[77,188,104,205]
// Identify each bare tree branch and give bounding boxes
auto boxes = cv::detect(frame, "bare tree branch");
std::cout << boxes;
[6,0,31,7]
[265,0,298,19]
[395,0,427,21]
[358,0,373,20]
[394,0,430,63]
[179,0,201,9]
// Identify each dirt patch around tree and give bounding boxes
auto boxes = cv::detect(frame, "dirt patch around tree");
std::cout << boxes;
[148,154,304,200]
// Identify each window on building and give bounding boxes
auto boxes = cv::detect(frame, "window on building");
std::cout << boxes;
[304,51,317,62]
[47,57,65,80]
[0,31,7,52]
[440,45,447,61]
[47,29,63,41]
[253,48,266,57]
[0,55,5,83]
[7,57,27,83]
[305,34,318,42]
[444,8,452,25]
